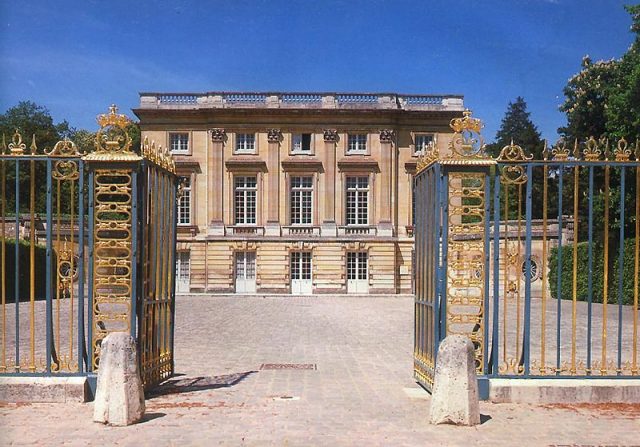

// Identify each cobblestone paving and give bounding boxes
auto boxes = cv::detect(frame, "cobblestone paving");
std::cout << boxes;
[1,295,640,446]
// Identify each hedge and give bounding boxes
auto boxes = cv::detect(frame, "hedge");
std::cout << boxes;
[1,239,49,301]
[548,238,638,305]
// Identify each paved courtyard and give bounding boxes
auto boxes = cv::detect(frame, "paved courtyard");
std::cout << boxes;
[2,294,640,446]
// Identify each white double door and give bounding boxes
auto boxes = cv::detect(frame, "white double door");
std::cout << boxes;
[347,252,368,294]
[291,251,312,295]
[235,251,256,293]
[176,251,191,294]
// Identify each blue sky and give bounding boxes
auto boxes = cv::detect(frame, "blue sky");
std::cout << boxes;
[0,0,635,142]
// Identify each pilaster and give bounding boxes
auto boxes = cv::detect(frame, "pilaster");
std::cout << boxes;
[208,128,225,235]
[321,129,338,236]
[378,129,394,236]
[265,128,281,236]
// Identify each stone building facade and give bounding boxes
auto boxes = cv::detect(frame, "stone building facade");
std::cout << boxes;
[134,92,465,294]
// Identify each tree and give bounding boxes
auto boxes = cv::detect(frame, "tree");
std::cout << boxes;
[560,5,640,141]
[0,102,63,213]
[486,97,546,219]
[486,97,544,159]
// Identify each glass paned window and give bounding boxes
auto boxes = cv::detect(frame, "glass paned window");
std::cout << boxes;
[170,133,189,153]
[345,176,369,225]
[236,133,256,153]
[347,252,368,280]
[234,176,257,224]
[290,176,313,225]
[347,134,367,153]
[292,133,312,152]
[414,134,434,155]
[178,176,191,225]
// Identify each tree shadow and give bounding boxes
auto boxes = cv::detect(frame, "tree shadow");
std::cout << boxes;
[146,371,258,399]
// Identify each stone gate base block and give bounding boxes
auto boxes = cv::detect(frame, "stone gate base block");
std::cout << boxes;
[93,332,145,426]
[428,335,480,426]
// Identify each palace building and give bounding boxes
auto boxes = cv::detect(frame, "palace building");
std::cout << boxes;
[134,92,464,295]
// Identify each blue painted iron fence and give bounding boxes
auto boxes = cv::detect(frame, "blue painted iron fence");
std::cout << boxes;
[414,113,640,394]
[0,106,179,391]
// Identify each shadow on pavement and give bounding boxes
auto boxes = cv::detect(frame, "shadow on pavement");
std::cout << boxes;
[139,412,166,423]
[147,371,258,398]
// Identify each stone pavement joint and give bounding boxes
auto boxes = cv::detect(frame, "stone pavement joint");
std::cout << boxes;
[1,295,639,446]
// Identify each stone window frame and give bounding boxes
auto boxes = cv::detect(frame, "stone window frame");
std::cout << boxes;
[290,132,316,156]
[168,131,192,155]
[411,132,436,156]
[289,174,315,226]
[234,132,258,155]
[345,132,370,156]
[233,175,259,225]
[344,174,370,226]
[177,174,193,225]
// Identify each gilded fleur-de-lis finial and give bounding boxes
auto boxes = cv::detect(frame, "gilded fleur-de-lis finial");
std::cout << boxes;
[542,139,549,160]
[109,104,118,115]
[572,138,580,159]
[583,136,601,161]
[9,129,26,155]
[551,138,570,160]
[613,137,631,161]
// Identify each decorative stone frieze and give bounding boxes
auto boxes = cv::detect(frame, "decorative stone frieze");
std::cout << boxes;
[379,129,395,143]
[210,128,225,142]
[323,129,339,143]
[267,128,282,143]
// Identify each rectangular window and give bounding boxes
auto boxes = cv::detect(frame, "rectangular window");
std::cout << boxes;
[234,176,257,224]
[236,133,256,153]
[347,252,368,280]
[345,176,369,225]
[169,133,189,153]
[290,176,313,225]
[178,176,191,225]
[347,134,367,154]
[292,133,312,153]
[414,134,434,155]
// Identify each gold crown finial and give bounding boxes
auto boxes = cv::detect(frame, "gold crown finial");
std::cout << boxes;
[96,104,131,129]
[450,109,483,134]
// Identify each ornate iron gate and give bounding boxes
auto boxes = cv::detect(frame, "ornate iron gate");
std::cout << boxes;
[414,110,640,394]
[0,106,179,391]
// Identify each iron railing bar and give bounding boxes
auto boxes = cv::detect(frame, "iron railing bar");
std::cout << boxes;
[483,171,491,375]
[14,161,19,371]
[439,169,449,343]
[556,165,564,375]
[491,172,501,376]
[587,166,594,374]
[617,167,626,375]
[45,160,53,373]
[87,171,94,372]
[169,176,178,374]
[77,163,85,374]
[432,165,442,354]
[523,164,533,376]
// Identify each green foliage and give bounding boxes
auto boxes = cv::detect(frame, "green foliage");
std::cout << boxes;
[1,239,49,301]
[486,97,544,158]
[548,238,638,306]
[559,5,640,141]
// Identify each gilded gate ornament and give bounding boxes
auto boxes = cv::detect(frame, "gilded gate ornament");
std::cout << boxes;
[84,105,141,162]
